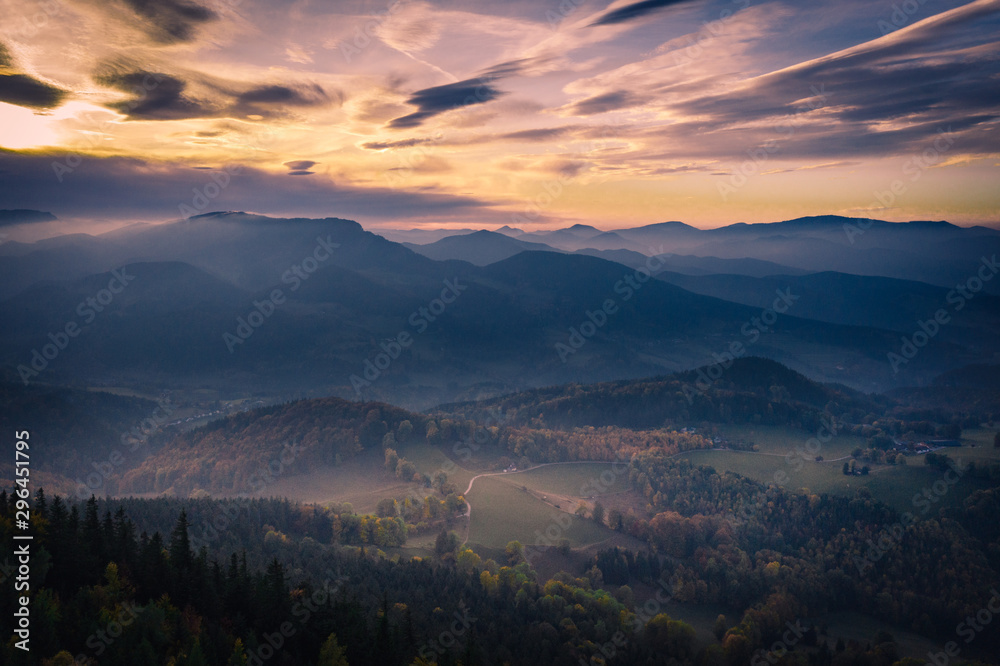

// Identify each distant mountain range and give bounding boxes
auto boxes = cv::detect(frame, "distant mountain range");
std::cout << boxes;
[385,215,1000,291]
[1,211,996,408]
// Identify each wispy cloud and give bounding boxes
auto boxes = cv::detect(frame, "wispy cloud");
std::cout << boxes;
[388,78,505,128]
[589,0,700,26]
[0,0,996,227]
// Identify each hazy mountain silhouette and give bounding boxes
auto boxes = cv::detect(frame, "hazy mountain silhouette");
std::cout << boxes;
[1,212,993,407]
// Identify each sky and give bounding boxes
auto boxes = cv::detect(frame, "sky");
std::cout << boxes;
[0,0,998,232]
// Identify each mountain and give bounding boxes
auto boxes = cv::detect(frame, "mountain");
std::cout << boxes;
[0,209,56,226]
[0,232,130,298]
[116,397,428,495]
[0,211,468,299]
[653,270,1000,352]
[889,363,1000,419]
[494,224,525,237]
[376,216,1000,291]
[434,356,886,430]
[515,224,606,248]
[403,229,562,265]
[373,227,481,244]
[0,213,992,408]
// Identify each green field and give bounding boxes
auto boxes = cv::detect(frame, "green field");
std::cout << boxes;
[465,476,615,549]
[249,446,419,513]
[251,444,624,550]
[681,425,1000,514]
[715,423,867,459]
[396,441,476,491]
[505,462,632,497]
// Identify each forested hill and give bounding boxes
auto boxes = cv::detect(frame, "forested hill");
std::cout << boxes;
[119,398,434,496]
[118,394,713,496]
[435,357,888,430]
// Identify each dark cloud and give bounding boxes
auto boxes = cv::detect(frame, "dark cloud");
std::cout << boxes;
[566,90,635,115]
[95,69,213,120]
[0,210,57,227]
[657,2,1000,159]
[0,152,501,224]
[0,42,68,109]
[388,78,504,129]
[361,138,434,150]
[479,56,557,79]
[0,74,68,109]
[284,160,317,176]
[590,0,699,26]
[93,67,338,120]
[498,127,577,141]
[121,0,217,43]
[236,84,331,108]
[481,59,531,78]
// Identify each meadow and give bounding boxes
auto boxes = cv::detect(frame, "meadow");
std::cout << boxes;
[681,424,1000,513]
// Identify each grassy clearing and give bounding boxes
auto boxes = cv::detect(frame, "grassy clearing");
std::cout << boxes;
[952,426,1000,462]
[396,441,476,491]
[679,446,989,514]
[715,423,866,459]
[466,476,614,549]
[248,446,420,513]
[506,462,632,497]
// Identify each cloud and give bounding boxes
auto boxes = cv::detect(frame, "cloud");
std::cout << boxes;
[119,0,217,43]
[388,78,505,129]
[662,2,1000,158]
[0,74,68,109]
[0,210,56,227]
[497,127,578,142]
[94,69,214,120]
[0,42,68,109]
[284,160,317,176]
[284,45,313,64]
[92,64,338,121]
[360,138,434,150]
[236,84,333,111]
[565,90,636,116]
[0,152,502,224]
[590,0,700,26]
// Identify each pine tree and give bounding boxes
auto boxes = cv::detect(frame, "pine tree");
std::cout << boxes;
[34,488,47,520]
[318,633,350,666]
[169,509,193,570]
[228,639,249,666]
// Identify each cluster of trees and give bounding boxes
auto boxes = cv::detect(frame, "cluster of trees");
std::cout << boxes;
[117,400,436,495]
[843,460,871,475]
[1,491,751,666]
[495,425,711,464]
[384,447,421,484]
[588,450,1000,652]
[375,493,467,536]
